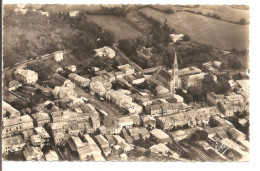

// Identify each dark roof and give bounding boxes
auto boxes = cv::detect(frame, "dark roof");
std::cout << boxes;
[49,73,67,86]
[158,70,171,81]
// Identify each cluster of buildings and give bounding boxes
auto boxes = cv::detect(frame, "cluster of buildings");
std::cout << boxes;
[3,40,249,161]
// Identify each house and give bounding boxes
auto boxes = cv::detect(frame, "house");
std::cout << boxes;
[95,135,111,156]
[120,153,128,161]
[103,116,121,134]
[8,80,22,91]
[31,134,42,147]
[118,64,135,76]
[53,132,65,146]
[22,128,37,142]
[128,127,141,141]
[107,72,116,82]
[83,134,102,155]
[68,73,90,88]
[2,101,20,119]
[113,135,125,144]
[105,89,133,105]
[14,68,38,85]
[142,115,156,129]
[50,122,69,135]
[156,85,170,95]
[150,129,171,144]
[118,141,133,152]
[145,104,162,116]
[89,81,107,97]
[67,65,77,72]
[52,65,63,73]
[120,101,143,114]
[104,135,116,147]
[2,135,25,155]
[139,127,150,140]
[32,112,50,127]
[45,150,59,161]
[213,61,222,69]
[115,72,125,80]
[226,94,244,105]
[177,67,202,77]
[23,147,44,161]
[236,80,249,91]
[169,34,184,42]
[125,73,145,85]
[69,11,79,17]
[94,46,116,58]
[52,86,77,99]
[207,92,226,105]
[168,128,198,142]
[182,73,207,89]
[49,73,75,88]
[68,136,92,161]
[2,115,34,138]
[34,127,51,147]
[131,114,142,126]
[117,115,134,129]
[150,143,170,155]
[54,51,63,61]
[227,128,246,142]
[137,97,153,107]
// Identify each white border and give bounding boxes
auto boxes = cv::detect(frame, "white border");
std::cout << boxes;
[2,0,260,171]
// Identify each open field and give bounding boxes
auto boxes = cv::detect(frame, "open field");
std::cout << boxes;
[88,15,142,42]
[139,8,249,50]
[182,5,250,24]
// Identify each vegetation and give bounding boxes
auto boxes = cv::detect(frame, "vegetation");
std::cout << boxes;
[138,7,249,50]
[3,6,116,68]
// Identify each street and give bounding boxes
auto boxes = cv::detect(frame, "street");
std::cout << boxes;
[75,87,123,117]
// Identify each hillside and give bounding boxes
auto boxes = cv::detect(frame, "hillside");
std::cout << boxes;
[88,15,141,42]
[139,7,249,50]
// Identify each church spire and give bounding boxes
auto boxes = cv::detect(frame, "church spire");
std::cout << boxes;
[173,50,178,68]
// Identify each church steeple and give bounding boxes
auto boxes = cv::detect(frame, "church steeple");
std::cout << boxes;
[170,50,179,93]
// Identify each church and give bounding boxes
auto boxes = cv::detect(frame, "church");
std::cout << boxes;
[153,51,181,93]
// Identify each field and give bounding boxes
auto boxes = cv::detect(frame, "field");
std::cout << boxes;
[88,15,142,42]
[139,8,249,50]
[182,5,250,24]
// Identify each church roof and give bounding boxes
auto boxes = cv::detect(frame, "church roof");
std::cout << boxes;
[158,70,171,80]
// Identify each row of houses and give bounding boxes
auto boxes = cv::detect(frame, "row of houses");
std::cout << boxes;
[156,106,219,131]
[145,102,191,116]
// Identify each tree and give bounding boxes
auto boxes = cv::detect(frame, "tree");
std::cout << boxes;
[239,18,247,25]
[185,94,194,104]
[35,88,42,95]
[183,34,191,42]
[99,31,115,47]
[190,130,208,142]
[150,54,163,66]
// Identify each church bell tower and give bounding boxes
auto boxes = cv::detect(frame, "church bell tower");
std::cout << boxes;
[170,51,179,93]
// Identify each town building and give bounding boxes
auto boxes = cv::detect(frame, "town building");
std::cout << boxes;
[14,68,38,85]
[177,67,202,77]
[54,50,63,61]
[67,65,77,72]
[150,129,171,144]
[169,34,184,42]
[94,46,116,58]
[8,80,22,91]
[154,52,180,93]
[182,73,207,89]
[2,115,34,138]
[68,136,92,161]
[2,135,25,155]
[2,101,20,119]
[45,150,59,161]
[118,64,135,76]
[52,65,64,73]
[23,147,44,161]
[32,112,50,127]
[68,73,90,88]
[142,115,156,129]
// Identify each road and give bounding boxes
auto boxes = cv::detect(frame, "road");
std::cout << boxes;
[3,50,72,72]
[75,87,123,117]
